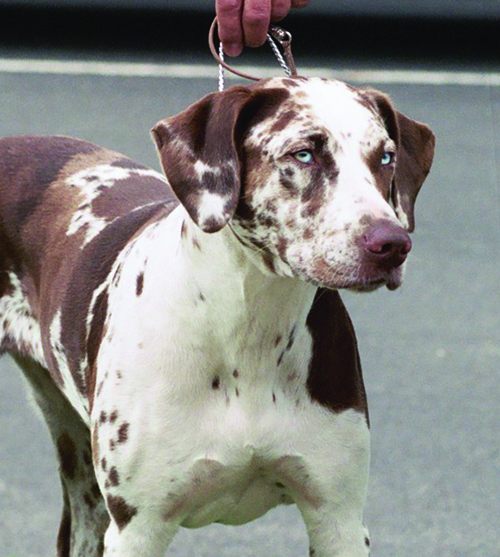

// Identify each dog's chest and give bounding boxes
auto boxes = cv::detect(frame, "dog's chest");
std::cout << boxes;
[97,305,318,528]
[97,209,317,400]
[92,213,328,525]
[98,233,317,427]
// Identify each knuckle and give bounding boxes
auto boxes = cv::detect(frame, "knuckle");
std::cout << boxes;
[244,7,270,27]
[216,0,243,16]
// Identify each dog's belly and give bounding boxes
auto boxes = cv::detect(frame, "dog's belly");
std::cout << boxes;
[94,353,369,529]
[172,394,314,528]
[99,394,319,528]
[164,453,294,528]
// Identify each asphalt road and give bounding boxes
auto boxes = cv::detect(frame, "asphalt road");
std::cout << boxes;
[0,19,499,557]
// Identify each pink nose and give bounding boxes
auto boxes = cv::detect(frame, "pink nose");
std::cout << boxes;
[361,221,412,269]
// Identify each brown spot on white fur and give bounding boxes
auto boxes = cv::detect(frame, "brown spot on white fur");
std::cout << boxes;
[106,494,137,530]
[57,432,78,480]
[136,273,144,296]
[117,422,129,444]
[108,466,120,487]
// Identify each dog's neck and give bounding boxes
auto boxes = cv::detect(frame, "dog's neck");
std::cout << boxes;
[164,207,318,352]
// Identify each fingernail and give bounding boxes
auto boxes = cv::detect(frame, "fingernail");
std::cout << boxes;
[224,43,243,57]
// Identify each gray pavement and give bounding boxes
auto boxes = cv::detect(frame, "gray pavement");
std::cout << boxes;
[1,45,500,557]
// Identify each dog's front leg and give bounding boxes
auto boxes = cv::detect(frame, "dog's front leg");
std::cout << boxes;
[92,401,182,556]
[300,505,371,557]
[291,411,371,557]
[102,517,179,556]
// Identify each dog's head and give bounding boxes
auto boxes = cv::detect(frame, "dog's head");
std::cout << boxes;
[152,77,434,291]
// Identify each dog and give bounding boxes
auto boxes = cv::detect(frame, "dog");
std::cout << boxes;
[0,76,434,556]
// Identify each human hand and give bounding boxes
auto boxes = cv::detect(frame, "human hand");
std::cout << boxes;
[216,0,311,57]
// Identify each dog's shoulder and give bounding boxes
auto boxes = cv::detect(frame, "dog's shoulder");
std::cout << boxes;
[0,134,177,259]
[0,135,179,394]
[0,135,175,211]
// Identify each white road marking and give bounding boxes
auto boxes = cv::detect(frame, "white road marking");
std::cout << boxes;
[0,57,499,86]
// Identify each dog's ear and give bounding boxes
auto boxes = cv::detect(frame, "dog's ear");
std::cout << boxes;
[363,90,435,232]
[151,87,253,233]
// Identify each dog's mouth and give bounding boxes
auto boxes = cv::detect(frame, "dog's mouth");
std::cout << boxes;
[232,229,406,292]
[347,273,403,293]
[299,270,403,293]
[349,263,406,292]
[299,255,406,293]
[311,263,407,292]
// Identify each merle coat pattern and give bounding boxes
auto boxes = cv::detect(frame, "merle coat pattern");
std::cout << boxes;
[0,77,434,556]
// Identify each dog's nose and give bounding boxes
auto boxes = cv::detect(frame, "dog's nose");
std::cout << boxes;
[362,221,412,269]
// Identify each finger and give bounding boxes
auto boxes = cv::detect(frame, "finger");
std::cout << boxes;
[270,0,292,22]
[216,0,244,57]
[242,0,272,48]
[291,0,311,8]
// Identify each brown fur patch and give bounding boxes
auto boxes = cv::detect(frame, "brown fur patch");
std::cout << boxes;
[269,109,298,134]
[106,494,138,530]
[306,289,369,421]
[108,466,120,487]
[57,432,78,480]
[117,422,129,444]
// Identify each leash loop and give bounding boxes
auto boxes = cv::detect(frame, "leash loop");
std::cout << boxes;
[268,25,297,77]
[209,17,298,91]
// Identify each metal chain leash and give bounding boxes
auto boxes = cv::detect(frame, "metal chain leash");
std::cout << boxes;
[218,40,226,92]
[266,30,292,78]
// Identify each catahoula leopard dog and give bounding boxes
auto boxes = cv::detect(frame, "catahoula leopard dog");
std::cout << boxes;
[0,76,434,556]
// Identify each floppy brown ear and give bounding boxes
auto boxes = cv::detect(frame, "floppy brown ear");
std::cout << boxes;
[363,90,436,232]
[152,86,252,233]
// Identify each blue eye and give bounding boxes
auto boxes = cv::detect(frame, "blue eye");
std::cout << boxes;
[381,152,395,166]
[293,150,314,165]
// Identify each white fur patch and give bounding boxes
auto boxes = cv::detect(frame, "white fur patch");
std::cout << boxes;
[66,164,166,246]
[0,272,45,366]
[194,160,221,180]
[197,190,230,230]
[49,309,89,420]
